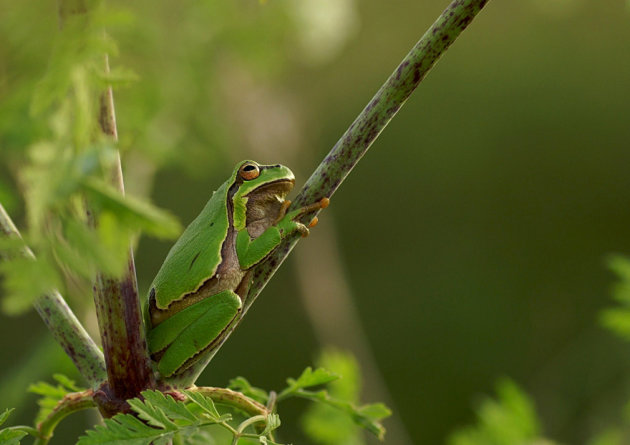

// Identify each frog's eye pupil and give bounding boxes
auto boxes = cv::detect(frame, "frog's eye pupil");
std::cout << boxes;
[240,163,260,180]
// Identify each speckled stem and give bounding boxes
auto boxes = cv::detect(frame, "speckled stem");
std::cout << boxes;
[58,0,155,404]
[245,0,490,311]
[190,387,268,418]
[0,204,107,388]
[88,54,156,403]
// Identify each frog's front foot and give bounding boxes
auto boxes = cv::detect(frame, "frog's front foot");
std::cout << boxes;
[297,197,329,236]
[297,222,310,238]
[295,197,330,216]
[278,219,310,238]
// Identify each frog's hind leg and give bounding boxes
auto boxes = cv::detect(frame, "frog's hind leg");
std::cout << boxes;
[148,290,242,378]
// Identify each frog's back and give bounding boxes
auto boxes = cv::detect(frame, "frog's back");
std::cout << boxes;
[150,181,231,309]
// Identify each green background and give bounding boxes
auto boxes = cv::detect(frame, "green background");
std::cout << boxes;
[2,0,630,443]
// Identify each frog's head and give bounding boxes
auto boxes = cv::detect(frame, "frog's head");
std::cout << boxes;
[231,160,295,236]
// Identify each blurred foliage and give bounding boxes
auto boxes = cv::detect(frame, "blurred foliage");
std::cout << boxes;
[228,355,391,442]
[588,255,630,445]
[600,256,630,340]
[301,349,365,445]
[29,374,84,426]
[0,0,182,314]
[587,407,630,445]
[447,379,556,445]
[0,409,27,445]
[0,0,357,312]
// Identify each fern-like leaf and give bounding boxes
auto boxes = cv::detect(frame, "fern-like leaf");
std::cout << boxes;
[278,367,339,400]
[279,361,390,440]
[29,374,84,425]
[78,390,237,445]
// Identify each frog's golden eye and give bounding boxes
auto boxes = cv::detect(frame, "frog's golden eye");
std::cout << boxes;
[239,163,260,181]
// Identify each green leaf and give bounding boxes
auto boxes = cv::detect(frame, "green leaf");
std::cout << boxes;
[0,410,28,445]
[607,255,630,282]
[29,374,85,425]
[228,377,269,404]
[279,367,339,399]
[259,413,281,437]
[0,429,28,445]
[54,218,125,278]
[601,255,630,341]
[447,379,545,445]
[0,409,14,427]
[127,399,177,431]
[301,350,363,445]
[81,177,181,239]
[294,389,390,440]
[279,352,391,441]
[181,391,224,422]
[78,390,244,444]
[52,374,81,392]
[0,256,61,315]
[355,403,391,421]
[352,403,391,438]
[256,436,285,445]
[600,309,630,340]
[78,413,171,445]
[140,391,198,424]
[0,237,30,261]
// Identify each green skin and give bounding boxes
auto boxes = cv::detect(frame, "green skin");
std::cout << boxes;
[146,161,324,379]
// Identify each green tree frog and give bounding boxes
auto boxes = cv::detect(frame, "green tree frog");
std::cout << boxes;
[146,160,328,380]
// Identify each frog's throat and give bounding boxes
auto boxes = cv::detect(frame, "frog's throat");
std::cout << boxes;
[244,178,294,200]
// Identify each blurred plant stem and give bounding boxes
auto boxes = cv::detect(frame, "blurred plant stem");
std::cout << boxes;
[0,203,107,388]
[57,0,155,410]
[86,54,156,408]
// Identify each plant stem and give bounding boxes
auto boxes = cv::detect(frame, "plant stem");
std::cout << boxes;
[189,387,268,417]
[236,414,267,434]
[246,0,490,311]
[4,426,41,440]
[36,389,96,443]
[88,63,156,407]
[0,204,107,388]
[56,0,157,405]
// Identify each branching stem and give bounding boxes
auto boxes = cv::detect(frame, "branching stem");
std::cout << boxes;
[0,204,107,388]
